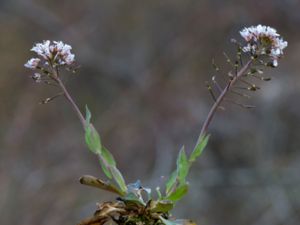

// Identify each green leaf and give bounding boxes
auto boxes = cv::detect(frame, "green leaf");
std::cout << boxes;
[110,166,127,193]
[176,146,189,184]
[123,192,145,206]
[156,187,162,199]
[85,106,127,192]
[189,134,210,163]
[85,107,102,154]
[149,200,174,213]
[85,125,102,154]
[79,175,124,196]
[102,147,116,166]
[165,184,189,202]
[99,156,112,179]
[165,170,177,195]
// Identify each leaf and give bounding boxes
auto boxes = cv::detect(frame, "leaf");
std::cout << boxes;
[121,192,145,208]
[85,107,102,154]
[176,146,189,184]
[126,180,144,203]
[156,187,162,199]
[189,134,210,163]
[84,106,127,192]
[149,200,174,213]
[165,170,177,195]
[126,180,152,204]
[79,175,124,196]
[102,147,116,166]
[127,180,142,193]
[99,156,112,179]
[123,192,144,204]
[110,166,127,193]
[85,125,102,154]
[143,187,152,201]
[165,184,189,202]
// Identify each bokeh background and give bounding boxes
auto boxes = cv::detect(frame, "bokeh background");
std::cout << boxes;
[1,0,299,224]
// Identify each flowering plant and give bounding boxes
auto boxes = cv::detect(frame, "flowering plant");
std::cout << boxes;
[24,25,287,225]
[239,25,287,67]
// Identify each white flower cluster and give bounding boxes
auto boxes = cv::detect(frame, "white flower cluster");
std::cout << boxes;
[24,40,75,69]
[240,25,287,67]
[24,58,41,69]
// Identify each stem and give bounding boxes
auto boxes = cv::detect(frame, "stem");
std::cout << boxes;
[196,60,252,145]
[52,68,86,129]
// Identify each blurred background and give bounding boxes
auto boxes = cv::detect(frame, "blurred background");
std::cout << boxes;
[1,0,299,224]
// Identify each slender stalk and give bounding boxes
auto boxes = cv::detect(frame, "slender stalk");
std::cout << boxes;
[196,60,252,145]
[52,68,86,129]
[50,59,251,147]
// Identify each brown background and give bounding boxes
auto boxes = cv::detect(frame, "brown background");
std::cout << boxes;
[1,0,299,225]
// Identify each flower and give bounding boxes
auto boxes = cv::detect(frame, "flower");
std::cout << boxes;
[24,58,41,69]
[31,40,51,60]
[26,40,75,69]
[50,41,75,65]
[240,25,287,67]
[32,73,42,82]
